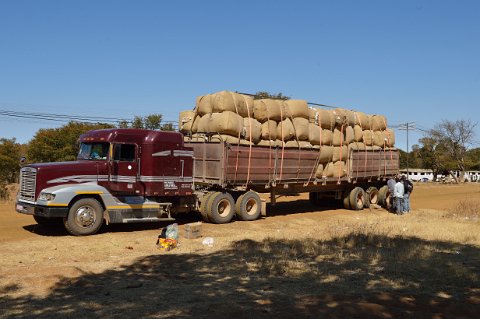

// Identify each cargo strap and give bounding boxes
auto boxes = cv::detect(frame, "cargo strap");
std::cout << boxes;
[337,124,344,184]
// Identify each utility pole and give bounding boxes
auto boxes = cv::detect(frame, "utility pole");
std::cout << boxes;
[398,122,416,179]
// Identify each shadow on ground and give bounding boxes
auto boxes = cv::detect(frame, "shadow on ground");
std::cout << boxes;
[1,233,479,318]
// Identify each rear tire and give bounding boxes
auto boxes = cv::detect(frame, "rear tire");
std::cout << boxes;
[64,198,104,236]
[378,185,391,209]
[349,187,365,210]
[365,186,379,208]
[199,192,214,222]
[207,192,235,224]
[235,191,261,221]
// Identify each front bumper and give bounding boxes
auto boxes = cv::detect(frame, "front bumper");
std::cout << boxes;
[15,201,69,218]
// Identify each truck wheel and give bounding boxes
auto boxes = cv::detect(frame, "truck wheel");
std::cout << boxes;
[342,190,351,209]
[64,198,104,236]
[199,192,214,222]
[207,192,235,224]
[365,186,379,208]
[349,187,365,210]
[33,216,63,227]
[378,185,391,208]
[235,191,261,221]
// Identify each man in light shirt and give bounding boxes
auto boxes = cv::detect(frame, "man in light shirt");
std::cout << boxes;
[394,176,405,215]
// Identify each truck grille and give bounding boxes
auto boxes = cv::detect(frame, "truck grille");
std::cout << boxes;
[19,167,37,202]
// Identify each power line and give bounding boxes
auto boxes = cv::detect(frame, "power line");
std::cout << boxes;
[397,122,416,177]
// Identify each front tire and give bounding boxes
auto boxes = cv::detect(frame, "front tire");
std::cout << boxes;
[64,198,104,236]
[349,187,365,211]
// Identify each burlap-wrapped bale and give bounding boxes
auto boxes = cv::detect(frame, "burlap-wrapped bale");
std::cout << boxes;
[353,125,363,142]
[321,129,333,145]
[286,100,309,119]
[196,94,213,116]
[373,130,386,147]
[384,128,395,146]
[243,118,262,144]
[299,141,313,149]
[211,134,253,146]
[277,118,295,141]
[209,111,243,136]
[179,110,195,133]
[333,146,348,162]
[184,133,207,143]
[363,130,374,146]
[332,128,345,146]
[309,123,321,145]
[325,161,347,178]
[332,108,347,127]
[253,99,290,122]
[371,115,387,131]
[315,163,324,178]
[261,120,277,140]
[284,140,299,148]
[354,111,371,130]
[197,114,212,133]
[211,91,254,118]
[345,126,354,144]
[318,145,334,163]
[293,117,309,141]
[344,110,356,127]
[309,108,335,129]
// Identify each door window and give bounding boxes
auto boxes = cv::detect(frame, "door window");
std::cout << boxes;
[113,144,136,162]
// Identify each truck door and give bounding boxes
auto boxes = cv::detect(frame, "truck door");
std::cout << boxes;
[109,143,139,194]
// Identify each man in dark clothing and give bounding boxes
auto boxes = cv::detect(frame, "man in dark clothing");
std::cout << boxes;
[401,175,413,213]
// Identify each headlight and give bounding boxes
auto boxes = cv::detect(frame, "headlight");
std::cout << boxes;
[39,192,56,201]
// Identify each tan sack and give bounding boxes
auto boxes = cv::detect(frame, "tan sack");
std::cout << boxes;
[354,111,371,130]
[293,117,309,141]
[333,146,348,162]
[348,142,366,151]
[196,94,213,115]
[197,114,212,133]
[344,110,356,126]
[384,128,395,146]
[298,141,313,149]
[277,118,295,141]
[345,126,355,144]
[284,140,299,148]
[332,128,345,146]
[309,123,321,145]
[261,120,278,140]
[253,99,284,122]
[179,110,195,133]
[353,125,363,142]
[286,100,309,119]
[211,134,252,145]
[211,91,254,117]
[371,115,387,131]
[318,145,334,163]
[333,108,347,127]
[315,163,325,178]
[209,111,243,136]
[363,130,374,146]
[309,108,335,130]
[321,129,333,145]
[373,130,386,147]
[243,118,262,144]
[331,161,347,178]
[257,139,282,147]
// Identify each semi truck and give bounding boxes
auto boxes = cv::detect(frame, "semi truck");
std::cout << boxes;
[16,128,399,235]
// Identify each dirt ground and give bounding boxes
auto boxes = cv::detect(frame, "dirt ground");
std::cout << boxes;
[1,183,479,318]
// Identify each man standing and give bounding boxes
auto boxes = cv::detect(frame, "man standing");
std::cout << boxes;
[402,175,413,213]
[387,176,396,211]
[394,177,405,215]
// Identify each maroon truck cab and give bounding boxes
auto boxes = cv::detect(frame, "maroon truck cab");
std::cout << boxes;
[16,129,195,235]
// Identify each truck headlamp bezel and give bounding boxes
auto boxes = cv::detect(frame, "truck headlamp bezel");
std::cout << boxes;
[39,192,56,201]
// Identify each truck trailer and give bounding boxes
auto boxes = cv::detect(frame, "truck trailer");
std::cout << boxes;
[15,128,399,235]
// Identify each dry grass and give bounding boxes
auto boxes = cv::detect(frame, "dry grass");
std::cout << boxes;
[444,199,480,221]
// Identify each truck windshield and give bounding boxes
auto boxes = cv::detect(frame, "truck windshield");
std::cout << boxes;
[78,142,110,160]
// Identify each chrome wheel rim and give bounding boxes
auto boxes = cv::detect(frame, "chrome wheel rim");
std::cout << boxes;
[74,205,96,228]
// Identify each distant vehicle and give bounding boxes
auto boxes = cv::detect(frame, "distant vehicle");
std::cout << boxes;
[420,177,429,183]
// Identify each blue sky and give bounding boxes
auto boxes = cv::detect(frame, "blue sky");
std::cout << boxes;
[1,0,479,151]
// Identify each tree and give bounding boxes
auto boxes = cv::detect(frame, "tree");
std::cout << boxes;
[253,91,290,100]
[429,119,477,182]
[27,122,114,163]
[0,138,22,199]
[161,123,175,131]
[144,114,163,130]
